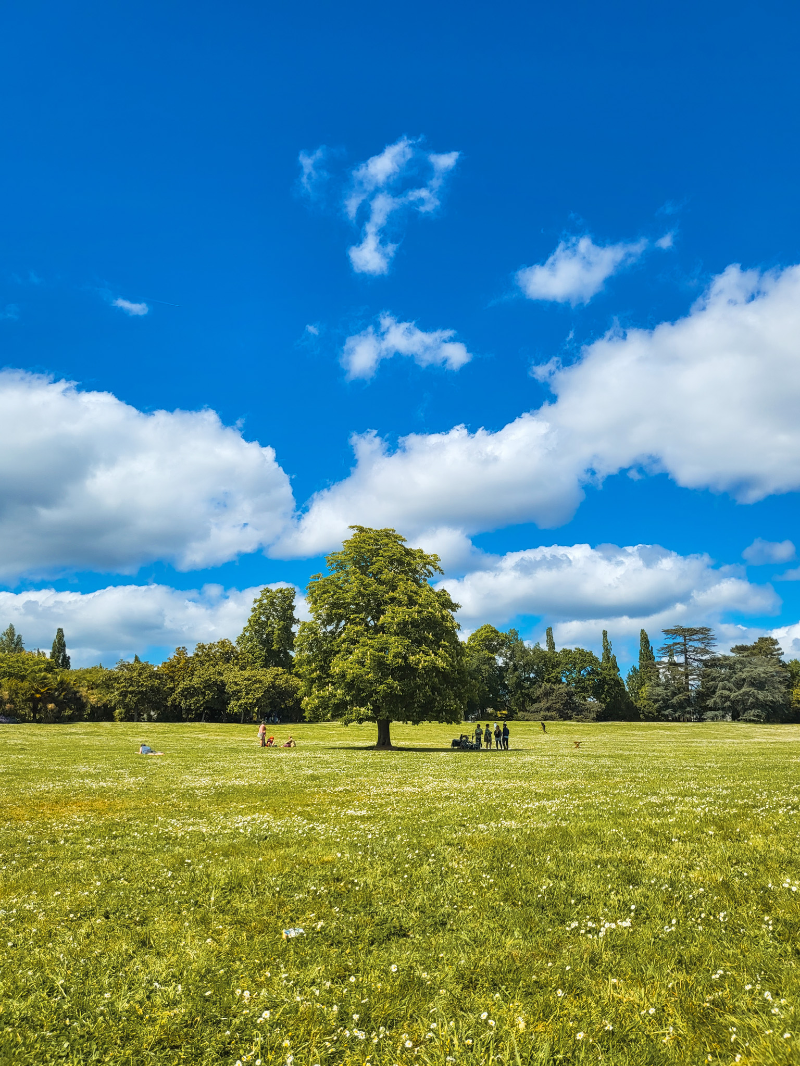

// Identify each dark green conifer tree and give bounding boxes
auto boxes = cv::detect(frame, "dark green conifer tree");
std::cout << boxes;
[596,630,637,719]
[627,628,659,716]
[545,626,556,653]
[50,627,70,670]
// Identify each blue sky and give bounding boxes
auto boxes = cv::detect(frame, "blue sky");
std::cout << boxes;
[2,0,800,667]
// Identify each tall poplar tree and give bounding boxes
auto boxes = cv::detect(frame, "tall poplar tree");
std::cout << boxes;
[627,628,658,714]
[596,630,636,719]
[50,628,70,670]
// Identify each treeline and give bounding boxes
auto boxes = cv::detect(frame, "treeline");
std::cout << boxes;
[465,625,636,721]
[0,589,302,724]
[465,624,800,723]
[3,595,798,726]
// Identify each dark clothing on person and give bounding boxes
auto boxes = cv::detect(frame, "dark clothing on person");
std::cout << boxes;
[494,725,502,749]
[502,723,509,750]
[483,726,492,749]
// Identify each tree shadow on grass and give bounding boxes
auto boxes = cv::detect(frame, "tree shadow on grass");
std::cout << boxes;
[329,745,527,754]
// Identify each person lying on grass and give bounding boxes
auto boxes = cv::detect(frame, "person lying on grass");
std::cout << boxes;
[282,736,296,747]
[138,743,164,755]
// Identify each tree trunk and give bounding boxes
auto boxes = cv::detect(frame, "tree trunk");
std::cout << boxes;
[375,719,392,749]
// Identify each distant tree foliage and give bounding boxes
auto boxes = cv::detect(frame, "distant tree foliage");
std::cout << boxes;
[595,631,638,720]
[659,627,716,693]
[2,531,795,728]
[0,651,83,722]
[0,624,24,654]
[50,628,71,670]
[704,653,790,722]
[236,587,298,670]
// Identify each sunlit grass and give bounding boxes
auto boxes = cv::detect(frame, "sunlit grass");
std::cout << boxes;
[1,721,799,1064]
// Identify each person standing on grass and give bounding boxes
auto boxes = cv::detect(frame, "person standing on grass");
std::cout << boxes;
[474,722,483,748]
[502,722,509,749]
[484,723,492,749]
[540,721,547,733]
[258,721,267,747]
[494,723,502,749]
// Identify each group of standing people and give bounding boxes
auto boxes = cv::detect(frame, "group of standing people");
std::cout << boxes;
[475,721,510,750]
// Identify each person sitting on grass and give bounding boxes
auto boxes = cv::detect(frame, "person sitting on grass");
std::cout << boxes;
[138,743,164,755]
[266,736,275,747]
[282,736,296,747]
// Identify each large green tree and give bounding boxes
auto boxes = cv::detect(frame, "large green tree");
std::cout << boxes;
[464,624,515,716]
[113,657,167,722]
[225,666,301,723]
[659,627,716,694]
[294,526,467,748]
[167,641,237,721]
[704,652,790,722]
[236,586,298,670]
[50,627,70,670]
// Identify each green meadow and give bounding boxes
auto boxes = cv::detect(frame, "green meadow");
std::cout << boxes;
[1,722,799,1066]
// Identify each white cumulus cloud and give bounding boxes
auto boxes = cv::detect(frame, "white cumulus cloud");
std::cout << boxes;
[439,543,778,635]
[742,538,795,565]
[768,620,800,660]
[344,136,459,275]
[516,235,648,305]
[276,262,800,558]
[272,415,579,559]
[0,582,304,667]
[0,371,295,580]
[341,314,472,380]
[112,297,149,316]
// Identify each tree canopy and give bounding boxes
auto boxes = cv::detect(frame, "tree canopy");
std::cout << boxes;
[236,586,297,670]
[0,624,24,654]
[294,526,467,747]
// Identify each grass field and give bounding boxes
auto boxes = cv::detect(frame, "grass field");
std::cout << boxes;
[1,721,799,1066]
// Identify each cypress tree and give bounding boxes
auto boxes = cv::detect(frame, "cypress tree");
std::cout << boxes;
[50,627,71,670]
[597,630,636,720]
[545,626,556,653]
[602,630,613,665]
[639,629,657,681]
